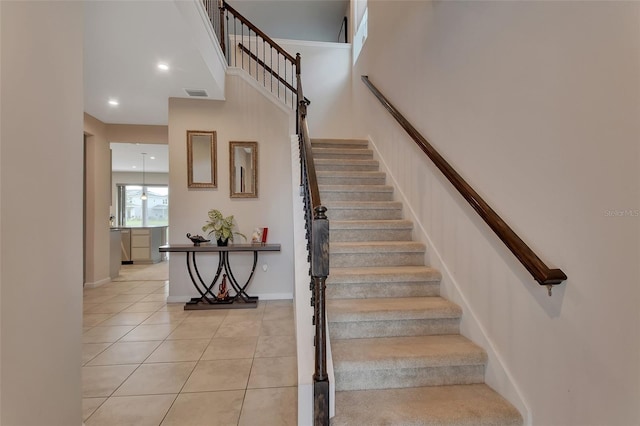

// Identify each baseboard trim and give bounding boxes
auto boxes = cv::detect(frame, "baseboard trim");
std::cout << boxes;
[367,134,531,424]
[84,277,111,289]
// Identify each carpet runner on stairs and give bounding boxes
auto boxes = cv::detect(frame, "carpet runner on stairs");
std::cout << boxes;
[312,138,522,425]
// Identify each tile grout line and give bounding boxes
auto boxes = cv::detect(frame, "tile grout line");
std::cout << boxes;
[83,264,297,425]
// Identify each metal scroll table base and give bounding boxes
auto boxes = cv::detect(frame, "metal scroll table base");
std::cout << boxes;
[184,251,259,310]
[159,244,281,310]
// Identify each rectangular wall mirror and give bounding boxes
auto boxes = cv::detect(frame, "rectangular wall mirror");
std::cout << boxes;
[230,141,258,198]
[187,130,217,188]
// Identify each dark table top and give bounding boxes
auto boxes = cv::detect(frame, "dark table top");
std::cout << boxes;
[159,243,281,253]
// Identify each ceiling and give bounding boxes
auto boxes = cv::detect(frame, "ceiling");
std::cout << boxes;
[111,143,169,173]
[84,1,225,127]
[85,0,348,171]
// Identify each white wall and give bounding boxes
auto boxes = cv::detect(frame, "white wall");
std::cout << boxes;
[1,2,84,425]
[167,73,296,301]
[278,39,354,138]
[226,36,353,138]
[84,114,112,287]
[353,2,640,425]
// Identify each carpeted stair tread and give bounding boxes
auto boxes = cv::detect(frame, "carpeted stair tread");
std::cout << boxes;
[332,384,523,426]
[317,170,386,186]
[328,266,441,283]
[332,335,487,371]
[314,158,379,171]
[317,171,386,178]
[330,241,425,253]
[327,297,461,322]
[331,220,414,242]
[324,200,402,209]
[311,138,369,149]
[331,219,413,230]
[320,184,394,193]
[320,185,394,201]
[312,147,374,159]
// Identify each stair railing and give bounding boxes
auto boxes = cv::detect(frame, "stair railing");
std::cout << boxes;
[202,0,330,422]
[203,0,301,108]
[361,75,567,296]
[297,59,330,426]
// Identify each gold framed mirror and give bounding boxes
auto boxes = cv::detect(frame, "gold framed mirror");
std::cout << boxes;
[187,130,217,188]
[229,141,258,198]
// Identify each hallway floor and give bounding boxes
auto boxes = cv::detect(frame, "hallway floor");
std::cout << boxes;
[82,262,297,426]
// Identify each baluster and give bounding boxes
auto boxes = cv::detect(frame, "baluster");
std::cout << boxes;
[241,24,244,69]
[232,16,236,67]
[218,0,225,56]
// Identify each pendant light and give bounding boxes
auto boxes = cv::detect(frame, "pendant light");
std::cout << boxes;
[141,152,148,201]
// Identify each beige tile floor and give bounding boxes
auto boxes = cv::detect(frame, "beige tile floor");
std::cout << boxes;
[83,261,297,426]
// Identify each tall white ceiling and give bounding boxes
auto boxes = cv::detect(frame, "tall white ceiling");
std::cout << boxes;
[84,0,225,126]
[85,0,348,172]
[111,143,169,173]
[84,0,349,127]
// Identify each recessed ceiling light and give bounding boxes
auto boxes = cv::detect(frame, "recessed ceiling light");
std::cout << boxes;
[150,156,156,160]
[108,99,119,106]
[132,165,137,169]
[157,63,169,71]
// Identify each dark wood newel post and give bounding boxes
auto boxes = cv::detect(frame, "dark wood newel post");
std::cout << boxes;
[312,205,329,426]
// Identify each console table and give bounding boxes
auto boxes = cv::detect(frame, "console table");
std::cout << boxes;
[159,243,281,310]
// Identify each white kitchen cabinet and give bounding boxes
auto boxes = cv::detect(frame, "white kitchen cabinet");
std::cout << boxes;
[130,226,167,263]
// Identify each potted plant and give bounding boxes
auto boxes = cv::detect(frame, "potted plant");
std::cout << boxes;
[202,209,246,246]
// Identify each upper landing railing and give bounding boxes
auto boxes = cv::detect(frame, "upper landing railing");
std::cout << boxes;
[361,76,567,296]
[203,0,301,108]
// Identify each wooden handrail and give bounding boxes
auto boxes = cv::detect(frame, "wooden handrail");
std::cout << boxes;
[237,43,310,104]
[361,76,567,293]
[297,56,320,209]
[222,0,296,64]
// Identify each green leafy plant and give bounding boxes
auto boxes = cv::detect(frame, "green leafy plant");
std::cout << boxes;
[201,209,246,243]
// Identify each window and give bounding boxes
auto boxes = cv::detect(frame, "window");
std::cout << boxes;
[353,5,368,64]
[117,184,168,227]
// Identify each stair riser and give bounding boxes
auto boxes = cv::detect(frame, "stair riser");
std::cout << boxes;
[321,191,393,202]
[327,282,440,299]
[326,209,403,221]
[331,252,424,267]
[318,176,385,186]
[335,365,485,391]
[314,162,379,172]
[331,228,412,242]
[329,318,459,339]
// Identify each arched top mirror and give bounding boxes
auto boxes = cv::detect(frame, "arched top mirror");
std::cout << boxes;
[187,130,217,188]
[230,141,258,198]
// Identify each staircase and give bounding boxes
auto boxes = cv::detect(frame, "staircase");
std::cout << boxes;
[312,138,523,425]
